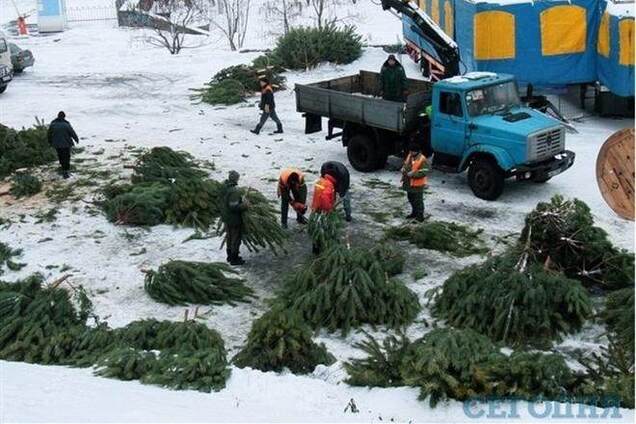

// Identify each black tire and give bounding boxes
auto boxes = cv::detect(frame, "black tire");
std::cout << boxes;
[468,158,505,200]
[0,85,7,94]
[347,134,378,172]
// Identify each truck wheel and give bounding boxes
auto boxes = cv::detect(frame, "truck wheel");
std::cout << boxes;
[347,134,378,172]
[468,158,505,200]
[0,86,6,94]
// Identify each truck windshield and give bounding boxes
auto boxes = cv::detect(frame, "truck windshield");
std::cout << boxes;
[466,82,521,116]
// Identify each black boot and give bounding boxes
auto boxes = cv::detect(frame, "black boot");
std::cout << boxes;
[230,256,245,265]
[250,128,260,135]
[273,127,284,134]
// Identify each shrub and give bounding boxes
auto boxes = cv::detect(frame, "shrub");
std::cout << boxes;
[429,251,593,346]
[190,79,248,105]
[385,220,488,257]
[274,24,362,70]
[0,121,55,178]
[10,173,42,198]
[234,307,334,374]
[603,287,635,358]
[131,147,207,184]
[472,352,576,400]
[399,328,500,407]
[521,195,634,290]
[144,260,254,306]
[281,244,420,335]
[345,332,410,387]
[102,182,171,226]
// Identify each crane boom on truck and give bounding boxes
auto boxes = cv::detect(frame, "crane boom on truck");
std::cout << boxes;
[380,0,460,79]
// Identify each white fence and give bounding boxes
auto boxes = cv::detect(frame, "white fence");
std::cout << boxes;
[65,0,117,22]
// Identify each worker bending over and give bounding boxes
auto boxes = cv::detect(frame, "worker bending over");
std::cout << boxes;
[320,161,352,222]
[401,143,429,222]
[278,167,308,228]
[310,172,337,254]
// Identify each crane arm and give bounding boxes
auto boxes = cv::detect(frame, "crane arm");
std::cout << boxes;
[381,0,460,78]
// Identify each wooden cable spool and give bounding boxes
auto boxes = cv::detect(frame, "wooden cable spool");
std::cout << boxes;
[596,128,635,221]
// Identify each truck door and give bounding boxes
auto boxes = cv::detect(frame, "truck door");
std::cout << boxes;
[432,91,466,157]
[0,39,11,71]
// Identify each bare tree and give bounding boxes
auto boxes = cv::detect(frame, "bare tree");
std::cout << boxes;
[260,0,303,35]
[210,0,251,51]
[135,0,209,54]
[308,0,358,29]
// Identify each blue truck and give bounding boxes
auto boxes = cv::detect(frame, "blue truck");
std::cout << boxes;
[295,70,575,200]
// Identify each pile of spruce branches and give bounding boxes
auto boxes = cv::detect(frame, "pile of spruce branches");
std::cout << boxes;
[144,260,254,306]
[101,146,286,253]
[0,120,55,178]
[0,275,231,392]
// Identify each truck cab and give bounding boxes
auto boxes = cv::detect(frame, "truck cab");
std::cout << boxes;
[429,72,575,200]
[0,34,14,93]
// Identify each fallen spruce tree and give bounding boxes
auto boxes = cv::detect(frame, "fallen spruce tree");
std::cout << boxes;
[101,147,286,253]
[144,260,255,306]
[10,173,42,198]
[0,120,55,178]
[385,220,488,257]
[216,188,287,254]
[279,243,420,335]
[603,287,635,359]
[428,249,593,346]
[233,306,334,374]
[191,54,286,106]
[0,276,231,392]
[521,195,634,290]
[346,328,583,408]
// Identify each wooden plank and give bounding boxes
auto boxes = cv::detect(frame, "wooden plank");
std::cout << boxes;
[596,128,635,221]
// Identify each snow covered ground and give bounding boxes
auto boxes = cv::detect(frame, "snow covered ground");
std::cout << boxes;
[0,2,634,422]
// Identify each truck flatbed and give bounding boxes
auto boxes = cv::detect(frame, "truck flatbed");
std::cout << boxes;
[295,70,431,134]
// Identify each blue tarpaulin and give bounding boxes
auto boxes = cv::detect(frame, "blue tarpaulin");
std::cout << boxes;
[596,1,634,97]
[453,0,601,88]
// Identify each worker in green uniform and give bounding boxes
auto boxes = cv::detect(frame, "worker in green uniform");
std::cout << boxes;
[379,54,408,102]
[222,170,249,265]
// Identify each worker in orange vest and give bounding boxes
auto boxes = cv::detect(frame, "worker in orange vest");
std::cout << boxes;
[278,168,308,228]
[251,78,283,135]
[310,173,337,253]
[401,143,429,222]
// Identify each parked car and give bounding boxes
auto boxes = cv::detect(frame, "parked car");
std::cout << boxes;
[9,43,34,73]
[0,37,12,93]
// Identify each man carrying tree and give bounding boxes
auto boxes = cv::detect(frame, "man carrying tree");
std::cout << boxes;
[278,167,308,228]
[401,143,429,222]
[310,172,337,254]
[47,111,79,179]
[379,54,408,102]
[320,161,352,222]
[222,170,249,265]
[251,78,283,135]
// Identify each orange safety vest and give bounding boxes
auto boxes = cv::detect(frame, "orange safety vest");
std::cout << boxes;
[405,153,428,188]
[311,175,336,212]
[279,168,304,188]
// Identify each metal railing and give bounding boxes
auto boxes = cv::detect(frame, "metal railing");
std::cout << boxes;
[65,1,118,23]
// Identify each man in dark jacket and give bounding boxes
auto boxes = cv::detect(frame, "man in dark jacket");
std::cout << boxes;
[222,170,249,265]
[47,111,79,179]
[320,161,352,222]
[379,54,408,102]
[251,78,283,135]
